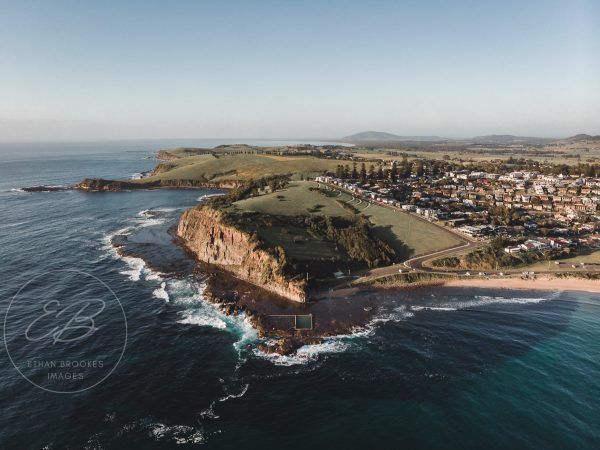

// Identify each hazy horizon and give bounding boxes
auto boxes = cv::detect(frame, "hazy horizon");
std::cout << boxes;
[1,0,599,141]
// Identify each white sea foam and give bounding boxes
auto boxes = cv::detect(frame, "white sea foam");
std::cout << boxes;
[133,209,168,228]
[167,278,258,349]
[253,337,352,366]
[197,193,222,202]
[369,305,415,325]
[148,423,205,445]
[411,294,549,312]
[145,271,163,281]
[99,225,133,258]
[152,282,170,302]
[199,382,250,421]
[98,207,173,275]
[218,383,249,402]
[119,255,146,281]
[411,306,457,312]
[178,312,227,329]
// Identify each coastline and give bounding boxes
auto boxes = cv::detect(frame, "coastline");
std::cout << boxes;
[443,276,600,293]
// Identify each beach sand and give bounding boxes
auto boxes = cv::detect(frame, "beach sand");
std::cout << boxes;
[444,276,600,293]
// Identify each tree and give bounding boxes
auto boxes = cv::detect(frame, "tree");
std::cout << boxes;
[390,162,398,181]
[412,160,424,177]
[359,163,367,183]
[368,164,375,180]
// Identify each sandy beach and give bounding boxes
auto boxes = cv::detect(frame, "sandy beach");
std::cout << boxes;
[444,276,600,294]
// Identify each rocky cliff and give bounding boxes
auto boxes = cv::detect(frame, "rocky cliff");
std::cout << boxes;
[177,206,307,302]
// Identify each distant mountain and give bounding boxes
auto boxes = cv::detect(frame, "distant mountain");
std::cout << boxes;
[563,134,600,142]
[470,135,554,145]
[343,131,446,142]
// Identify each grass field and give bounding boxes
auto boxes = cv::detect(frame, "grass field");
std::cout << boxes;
[135,154,340,183]
[230,181,353,217]
[363,203,462,258]
[319,185,463,259]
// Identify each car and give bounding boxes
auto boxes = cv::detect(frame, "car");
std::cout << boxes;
[398,269,404,273]
[465,272,471,276]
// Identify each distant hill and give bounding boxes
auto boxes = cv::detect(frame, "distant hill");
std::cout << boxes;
[563,134,600,142]
[470,135,554,145]
[343,131,446,142]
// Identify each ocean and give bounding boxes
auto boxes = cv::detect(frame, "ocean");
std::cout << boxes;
[0,140,599,449]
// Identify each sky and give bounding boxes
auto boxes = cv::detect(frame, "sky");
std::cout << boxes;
[0,0,599,141]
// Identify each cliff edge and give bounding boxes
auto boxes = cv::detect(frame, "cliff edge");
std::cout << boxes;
[177,206,308,302]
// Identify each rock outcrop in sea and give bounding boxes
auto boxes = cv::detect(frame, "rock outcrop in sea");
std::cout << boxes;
[74,178,240,191]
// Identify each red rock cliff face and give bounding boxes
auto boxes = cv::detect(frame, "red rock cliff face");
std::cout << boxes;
[177,207,307,302]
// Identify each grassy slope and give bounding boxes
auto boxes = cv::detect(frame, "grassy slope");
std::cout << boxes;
[227,182,353,261]
[321,186,462,259]
[230,181,461,261]
[135,154,340,183]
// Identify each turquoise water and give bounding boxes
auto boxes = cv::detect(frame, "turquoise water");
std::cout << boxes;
[0,141,599,449]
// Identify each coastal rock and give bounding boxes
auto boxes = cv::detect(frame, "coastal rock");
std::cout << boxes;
[156,150,180,161]
[177,206,308,302]
[73,178,240,191]
[22,185,70,192]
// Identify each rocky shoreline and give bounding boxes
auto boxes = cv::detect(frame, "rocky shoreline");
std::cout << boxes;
[112,229,377,355]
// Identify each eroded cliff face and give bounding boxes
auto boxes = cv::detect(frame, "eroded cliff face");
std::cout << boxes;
[177,207,307,302]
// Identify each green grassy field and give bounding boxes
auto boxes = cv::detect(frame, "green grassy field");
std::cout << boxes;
[230,181,354,217]
[321,186,463,259]
[364,205,462,258]
[135,154,340,184]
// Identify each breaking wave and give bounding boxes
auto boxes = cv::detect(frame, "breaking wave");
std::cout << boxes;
[152,282,170,302]
[410,294,551,312]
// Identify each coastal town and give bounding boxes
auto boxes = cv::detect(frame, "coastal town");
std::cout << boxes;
[316,162,600,261]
